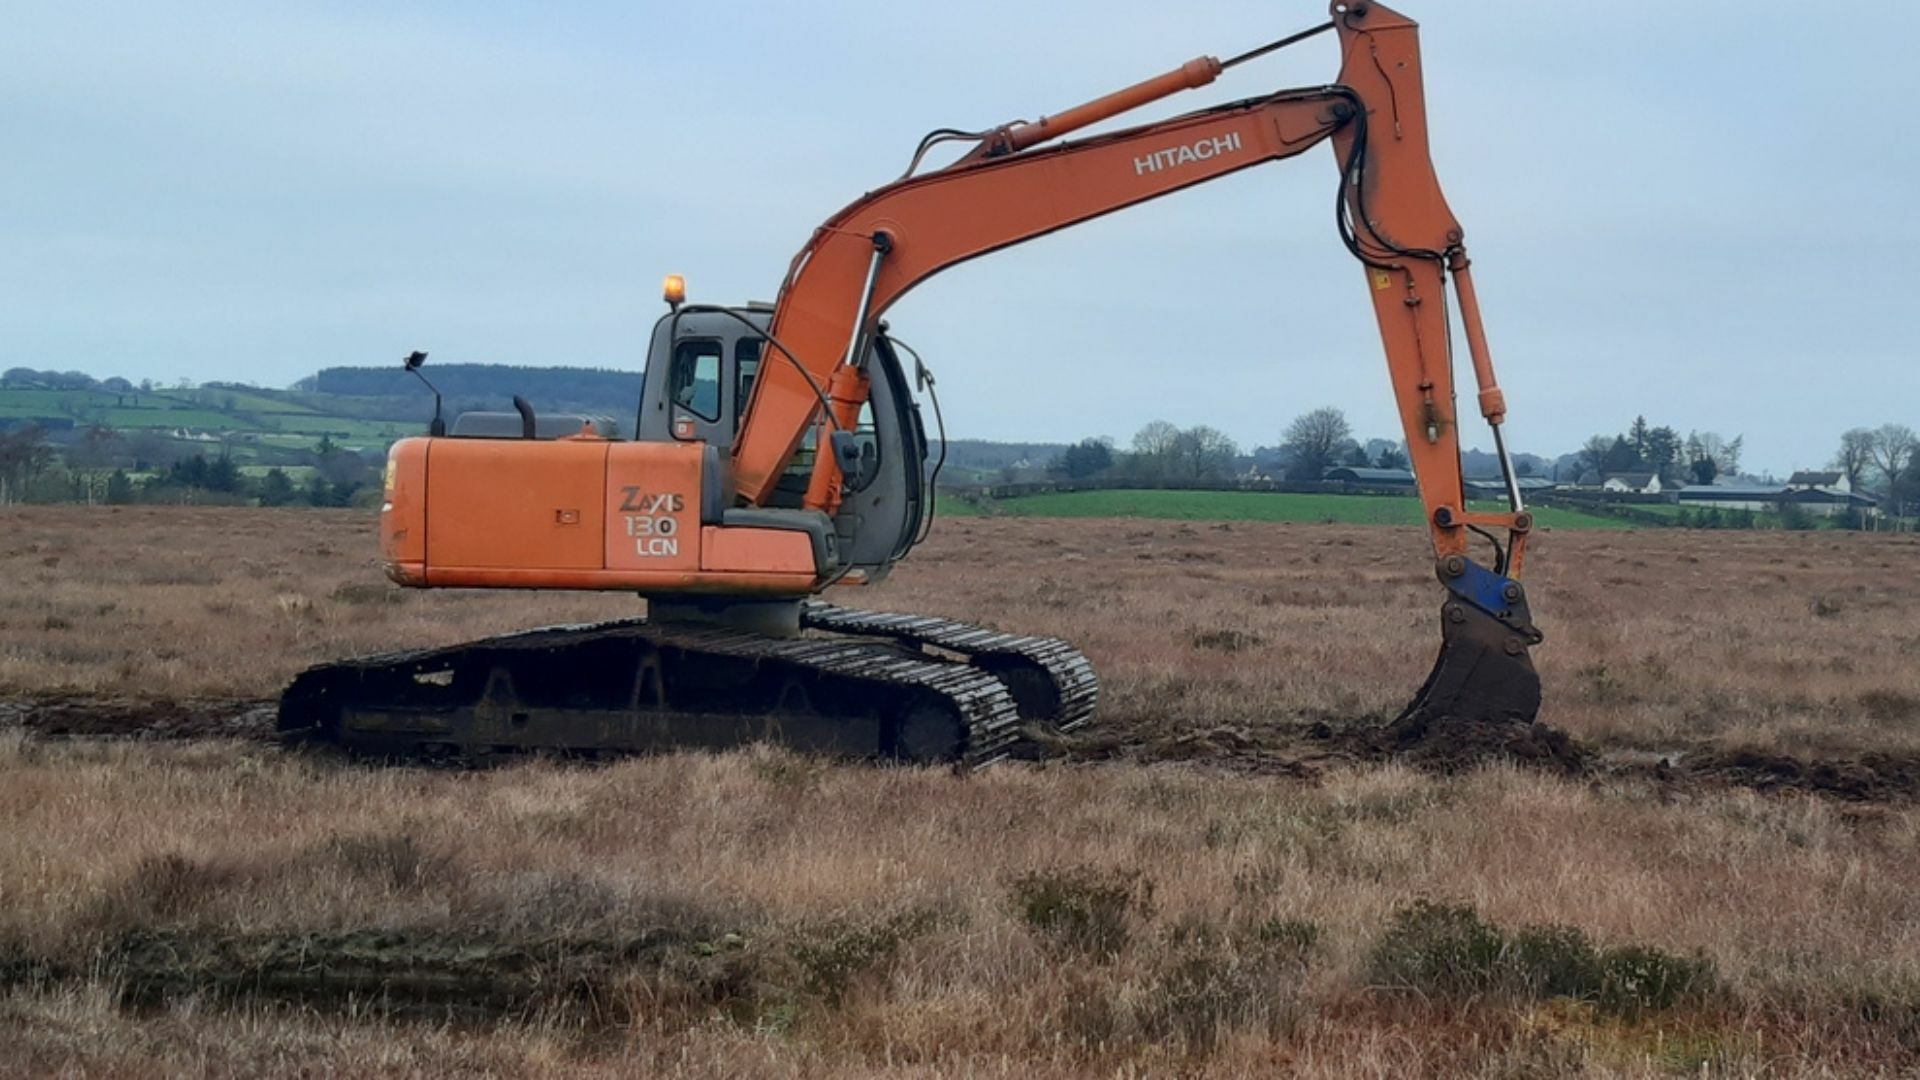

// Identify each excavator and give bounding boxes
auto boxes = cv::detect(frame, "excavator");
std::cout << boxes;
[279,1,1544,767]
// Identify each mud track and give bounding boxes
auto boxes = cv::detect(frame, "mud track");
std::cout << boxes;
[1337,711,1591,776]
[0,695,277,741]
[3,926,751,1025]
[9,693,1920,804]
[1679,747,1920,802]
[1046,704,1920,803]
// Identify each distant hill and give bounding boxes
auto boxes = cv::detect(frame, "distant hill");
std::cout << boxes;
[302,364,643,419]
[3,365,1576,485]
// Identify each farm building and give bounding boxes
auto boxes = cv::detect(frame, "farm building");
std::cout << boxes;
[1324,466,1416,490]
[1601,472,1662,494]
[1676,483,1877,517]
[1464,476,1559,499]
[1787,470,1850,492]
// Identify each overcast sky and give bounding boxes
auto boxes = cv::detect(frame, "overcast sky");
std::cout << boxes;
[4,2,1916,475]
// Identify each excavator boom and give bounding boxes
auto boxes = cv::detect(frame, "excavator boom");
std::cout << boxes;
[730,0,1541,728]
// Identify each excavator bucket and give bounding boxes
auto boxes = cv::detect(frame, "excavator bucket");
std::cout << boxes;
[1398,600,1541,727]
[1394,558,1544,731]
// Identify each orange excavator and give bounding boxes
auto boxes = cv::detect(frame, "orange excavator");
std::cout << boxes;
[280,1,1543,766]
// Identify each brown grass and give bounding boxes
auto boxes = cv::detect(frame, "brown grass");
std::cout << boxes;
[3,506,1920,1075]
[5,507,1919,760]
[4,744,1920,1075]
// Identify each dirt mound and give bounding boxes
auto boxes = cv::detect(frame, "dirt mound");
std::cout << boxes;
[1684,748,1920,802]
[1343,712,1592,776]
[0,695,277,741]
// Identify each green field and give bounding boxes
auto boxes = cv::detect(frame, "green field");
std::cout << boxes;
[934,488,1637,529]
[1,385,426,465]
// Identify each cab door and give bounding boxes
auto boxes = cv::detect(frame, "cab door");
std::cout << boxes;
[636,309,772,450]
[833,336,928,574]
[663,337,729,445]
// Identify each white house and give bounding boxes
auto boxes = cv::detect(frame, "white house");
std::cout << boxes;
[1787,470,1850,494]
[1601,472,1662,494]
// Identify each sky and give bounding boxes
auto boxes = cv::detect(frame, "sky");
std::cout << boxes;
[4,2,1916,476]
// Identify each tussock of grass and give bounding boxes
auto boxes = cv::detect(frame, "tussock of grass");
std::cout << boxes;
[1010,866,1152,960]
[791,905,947,1005]
[1369,900,1716,1016]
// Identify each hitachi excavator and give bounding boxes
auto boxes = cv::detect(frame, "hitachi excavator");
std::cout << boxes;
[279,1,1544,766]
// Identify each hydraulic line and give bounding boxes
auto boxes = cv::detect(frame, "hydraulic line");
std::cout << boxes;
[885,334,948,546]
[669,304,842,433]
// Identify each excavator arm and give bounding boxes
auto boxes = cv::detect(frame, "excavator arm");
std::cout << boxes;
[736,0,1543,726]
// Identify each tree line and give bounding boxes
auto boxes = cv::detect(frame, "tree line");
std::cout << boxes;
[0,423,376,508]
[303,364,642,416]
[1833,425,1918,513]
[7,405,1916,518]
[1571,417,1742,485]
[1043,409,1917,516]
[1046,407,1406,485]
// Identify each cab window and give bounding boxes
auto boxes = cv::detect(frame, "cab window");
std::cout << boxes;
[670,340,721,422]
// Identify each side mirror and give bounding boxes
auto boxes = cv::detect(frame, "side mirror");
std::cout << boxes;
[402,350,445,436]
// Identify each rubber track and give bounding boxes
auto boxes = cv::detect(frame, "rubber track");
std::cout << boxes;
[279,619,1023,770]
[799,601,1098,732]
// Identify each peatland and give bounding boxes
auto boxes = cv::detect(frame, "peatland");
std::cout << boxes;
[3,506,1920,1077]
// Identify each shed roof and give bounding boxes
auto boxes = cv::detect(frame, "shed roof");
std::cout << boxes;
[1326,467,1415,483]
[1788,470,1843,486]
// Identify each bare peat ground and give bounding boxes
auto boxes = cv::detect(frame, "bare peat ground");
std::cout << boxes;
[4,506,1920,1076]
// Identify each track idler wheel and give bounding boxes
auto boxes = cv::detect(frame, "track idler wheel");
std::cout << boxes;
[1397,600,1541,728]
[891,700,966,764]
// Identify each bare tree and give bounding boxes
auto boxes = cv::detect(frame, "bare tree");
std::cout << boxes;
[67,424,124,471]
[1131,420,1177,456]
[125,431,182,471]
[1280,407,1352,481]
[1129,420,1179,480]
[1575,435,1613,480]
[1834,428,1877,491]
[1871,424,1919,514]
[0,426,53,505]
[1685,431,1743,479]
[1167,425,1240,482]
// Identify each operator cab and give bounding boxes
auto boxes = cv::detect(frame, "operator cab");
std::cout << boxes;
[391,296,934,585]
[634,304,931,575]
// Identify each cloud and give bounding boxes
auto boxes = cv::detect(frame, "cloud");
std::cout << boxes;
[3,0,1915,473]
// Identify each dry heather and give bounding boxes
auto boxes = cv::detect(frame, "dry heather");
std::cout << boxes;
[5,741,1920,1076]
[3,506,1920,1075]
